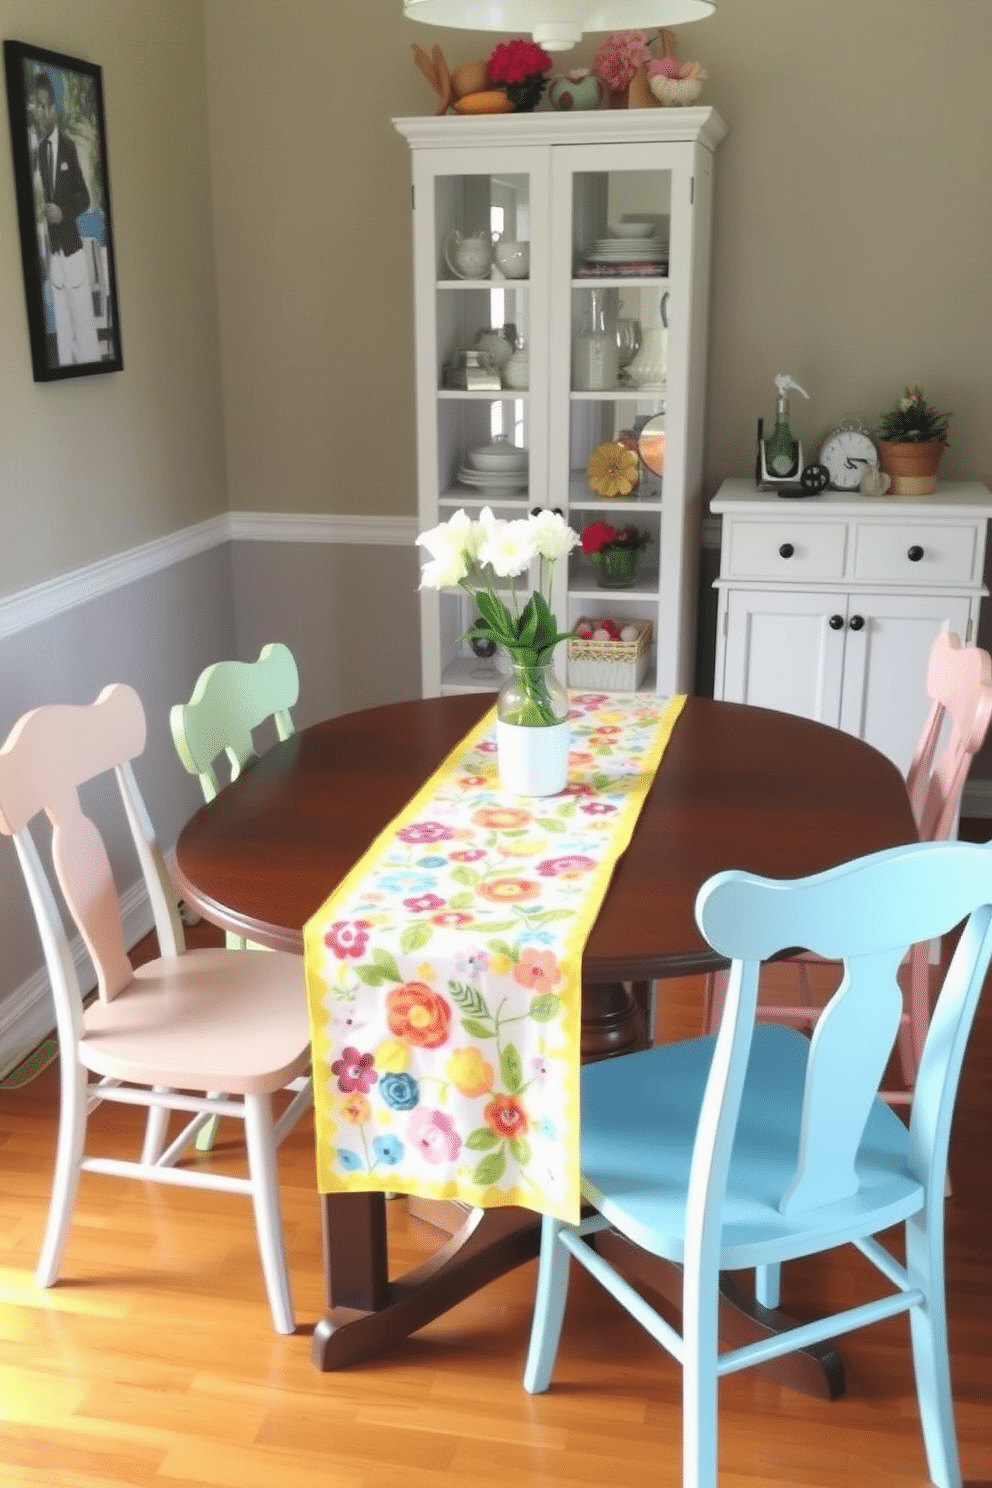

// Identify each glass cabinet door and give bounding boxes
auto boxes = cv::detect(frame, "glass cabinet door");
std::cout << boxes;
[549,144,693,697]
[410,145,552,694]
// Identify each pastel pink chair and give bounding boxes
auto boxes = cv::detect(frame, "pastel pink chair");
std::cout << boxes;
[0,685,313,1334]
[703,630,992,1102]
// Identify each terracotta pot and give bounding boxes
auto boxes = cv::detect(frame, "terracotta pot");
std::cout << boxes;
[878,439,945,496]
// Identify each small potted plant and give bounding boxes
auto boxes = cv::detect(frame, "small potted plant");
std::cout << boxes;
[876,384,951,495]
[581,520,651,589]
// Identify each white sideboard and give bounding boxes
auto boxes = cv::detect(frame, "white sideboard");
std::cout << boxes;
[711,479,992,776]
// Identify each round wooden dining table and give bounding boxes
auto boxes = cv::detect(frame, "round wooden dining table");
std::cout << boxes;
[172,692,918,1386]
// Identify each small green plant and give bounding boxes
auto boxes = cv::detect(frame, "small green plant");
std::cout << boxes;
[877,384,951,445]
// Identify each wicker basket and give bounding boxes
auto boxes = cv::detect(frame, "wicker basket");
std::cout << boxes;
[567,618,652,691]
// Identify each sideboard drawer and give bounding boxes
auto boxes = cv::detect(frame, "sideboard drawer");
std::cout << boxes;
[853,522,982,586]
[723,519,848,580]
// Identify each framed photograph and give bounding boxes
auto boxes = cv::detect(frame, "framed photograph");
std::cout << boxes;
[3,40,123,380]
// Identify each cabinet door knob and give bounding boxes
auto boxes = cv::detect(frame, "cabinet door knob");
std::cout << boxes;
[829,614,844,630]
[530,506,542,517]
[907,544,924,562]
[849,614,866,631]
[778,542,794,559]
[553,507,563,517]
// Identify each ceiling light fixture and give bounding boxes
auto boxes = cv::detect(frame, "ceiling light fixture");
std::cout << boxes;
[403,2,715,54]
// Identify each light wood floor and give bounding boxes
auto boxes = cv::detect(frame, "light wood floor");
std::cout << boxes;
[0,929,989,1487]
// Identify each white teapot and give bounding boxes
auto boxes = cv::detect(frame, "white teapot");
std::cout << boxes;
[443,229,493,280]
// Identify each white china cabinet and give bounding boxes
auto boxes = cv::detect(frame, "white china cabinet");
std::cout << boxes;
[711,479,992,774]
[394,109,727,697]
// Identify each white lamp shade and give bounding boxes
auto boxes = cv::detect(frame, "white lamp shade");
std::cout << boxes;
[403,1,715,51]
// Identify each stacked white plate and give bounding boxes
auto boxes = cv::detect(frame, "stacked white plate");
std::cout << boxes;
[457,465,528,495]
[585,235,667,264]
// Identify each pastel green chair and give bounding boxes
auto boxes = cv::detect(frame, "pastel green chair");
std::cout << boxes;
[524,839,992,1488]
[170,643,300,1149]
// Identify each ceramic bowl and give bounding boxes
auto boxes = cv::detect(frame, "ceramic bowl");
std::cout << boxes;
[467,440,528,472]
[609,220,655,238]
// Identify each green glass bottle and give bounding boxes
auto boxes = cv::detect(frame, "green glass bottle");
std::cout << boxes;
[763,374,809,479]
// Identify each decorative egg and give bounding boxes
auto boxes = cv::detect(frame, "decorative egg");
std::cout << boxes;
[548,72,606,112]
[620,624,640,642]
[450,58,490,99]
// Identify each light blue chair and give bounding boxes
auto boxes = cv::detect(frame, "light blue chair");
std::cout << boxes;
[524,839,992,1488]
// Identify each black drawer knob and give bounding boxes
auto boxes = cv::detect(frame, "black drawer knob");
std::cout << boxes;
[849,614,866,631]
[530,506,542,517]
[829,614,844,630]
[778,542,794,559]
[907,545,924,562]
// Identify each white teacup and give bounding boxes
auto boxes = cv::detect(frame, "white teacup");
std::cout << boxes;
[494,239,530,279]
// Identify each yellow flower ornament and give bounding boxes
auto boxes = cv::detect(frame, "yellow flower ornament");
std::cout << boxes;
[586,441,640,498]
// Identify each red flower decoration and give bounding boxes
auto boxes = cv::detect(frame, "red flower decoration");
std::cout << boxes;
[324,919,371,960]
[487,38,551,85]
[581,520,616,555]
[331,1045,379,1095]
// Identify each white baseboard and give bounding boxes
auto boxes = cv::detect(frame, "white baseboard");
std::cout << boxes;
[0,879,154,1082]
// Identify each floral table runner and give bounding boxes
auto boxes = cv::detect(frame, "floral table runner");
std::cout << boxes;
[304,691,686,1224]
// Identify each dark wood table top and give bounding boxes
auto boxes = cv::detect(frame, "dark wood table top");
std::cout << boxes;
[172,693,918,982]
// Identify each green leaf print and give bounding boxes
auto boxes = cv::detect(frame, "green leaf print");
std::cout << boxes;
[501,1044,523,1093]
[355,964,391,987]
[465,1126,500,1150]
[529,994,561,1022]
[474,1149,507,1187]
[535,816,568,833]
[527,910,573,926]
[371,947,403,982]
[449,980,490,1019]
[450,866,480,886]
[487,939,515,960]
[399,923,433,954]
[462,1017,495,1040]
[447,892,474,909]
[509,1136,532,1166]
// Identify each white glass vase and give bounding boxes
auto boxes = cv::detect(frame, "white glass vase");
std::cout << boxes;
[496,660,570,797]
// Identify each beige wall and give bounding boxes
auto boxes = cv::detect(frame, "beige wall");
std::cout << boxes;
[0,0,226,595]
[205,0,991,521]
[1,2,990,569]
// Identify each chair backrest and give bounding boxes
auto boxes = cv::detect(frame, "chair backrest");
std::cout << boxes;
[0,686,183,1047]
[906,630,992,841]
[170,643,299,803]
[694,840,992,1225]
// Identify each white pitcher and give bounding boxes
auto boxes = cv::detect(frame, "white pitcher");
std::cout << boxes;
[443,229,493,280]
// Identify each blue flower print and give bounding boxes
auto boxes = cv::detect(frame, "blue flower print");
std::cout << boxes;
[380,1072,420,1111]
[417,855,448,868]
[373,1134,405,1166]
[337,1148,363,1171]
[377,869,436,897]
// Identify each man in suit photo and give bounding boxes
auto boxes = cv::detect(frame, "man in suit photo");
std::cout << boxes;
[31,69,102,367]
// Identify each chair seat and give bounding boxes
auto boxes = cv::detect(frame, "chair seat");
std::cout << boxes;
[580,1024,924,1271]
[81,948,311,1094]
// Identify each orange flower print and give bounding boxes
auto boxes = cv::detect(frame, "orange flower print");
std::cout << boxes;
[446,1047,495,1098]
[513,948,562,990]
[475,877,541,904]
[386,981,452,1048]
[472,806,532,830]
[340,1092,371,1125]
[484,1093,528,1140]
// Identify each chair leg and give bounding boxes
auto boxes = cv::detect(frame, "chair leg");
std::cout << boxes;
[243,1092,295,1335]
[37,1058,88,1287]
[682,1263,721,1488]
[523,1217,571,1394]
[754,1263,781,1311]
[140,1089,171,1165]
[905,1216,961,1488]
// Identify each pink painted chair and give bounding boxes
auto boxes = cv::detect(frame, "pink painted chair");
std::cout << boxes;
[704,630,992,1102]
[0,685,313,1334]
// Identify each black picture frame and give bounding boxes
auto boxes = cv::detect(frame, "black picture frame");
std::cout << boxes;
[3,40,123,380]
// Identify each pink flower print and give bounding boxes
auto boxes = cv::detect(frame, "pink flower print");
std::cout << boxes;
[450,848,486,863]
[432,910,473,928]
[404,893,446,913]
[477,740,498,753]
[537,854,596,879]
[458,775,487,788]
[562,783,595,797]
[397,821,454,844]
[455,946,490,978]
[408,1107,461,1164]
[572,693,609,707]
[324,919,371,960]
[513,948,563,991]
[331,1046,379,1095]
[581,801,616,816]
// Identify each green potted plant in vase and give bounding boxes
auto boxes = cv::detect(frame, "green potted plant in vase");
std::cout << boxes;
[416,506,579,797]
[581,520,651,589]
[876,384,951,496]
